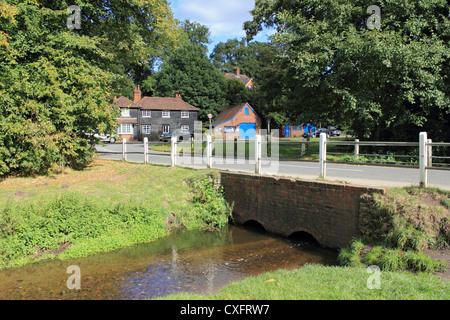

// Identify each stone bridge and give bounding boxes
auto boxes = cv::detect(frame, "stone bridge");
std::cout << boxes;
[220,171,386,249]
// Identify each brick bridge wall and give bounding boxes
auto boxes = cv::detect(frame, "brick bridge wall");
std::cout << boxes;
[220,171,386,249]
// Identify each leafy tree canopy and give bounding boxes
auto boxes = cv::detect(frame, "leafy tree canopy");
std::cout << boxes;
[0,0,180,176]
[245,0,450,141]
[153,43,228,120]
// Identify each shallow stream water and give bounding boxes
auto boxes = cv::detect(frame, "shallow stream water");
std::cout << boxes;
[0,225,337,300]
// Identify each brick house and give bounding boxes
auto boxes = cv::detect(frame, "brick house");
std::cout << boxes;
[113,86,199,141]
[224,67,253,89]
[212,103,261,139]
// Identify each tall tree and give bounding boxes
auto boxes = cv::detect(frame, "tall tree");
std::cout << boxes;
[210,38,266,79]
[154,44,227,120]
[245,0,450,141]
[0,0,180,176]
[153,21,227,120]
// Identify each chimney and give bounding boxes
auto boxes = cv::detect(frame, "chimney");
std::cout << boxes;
[233,67,240,76]
[133,85,141,102]
[175,93,181,99]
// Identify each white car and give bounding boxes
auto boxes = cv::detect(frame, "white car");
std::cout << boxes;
[94,133,116,143]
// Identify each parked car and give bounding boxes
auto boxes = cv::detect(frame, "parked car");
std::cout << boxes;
[89,132,116,143]
[303,128,329,139]
[328,126,341,136]
[346,129,356,136]
[160,129,194,142]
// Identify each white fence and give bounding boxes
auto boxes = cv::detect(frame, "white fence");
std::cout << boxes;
[115,132,449,188]
[169,134,265,174]
[315,131,450,188]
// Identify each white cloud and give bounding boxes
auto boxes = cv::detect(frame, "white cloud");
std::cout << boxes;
[172,0,254,38]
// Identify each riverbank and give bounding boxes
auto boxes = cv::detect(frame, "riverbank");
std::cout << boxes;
[1,159,448,300]
[158,264,449,300]
[0,159,231,270]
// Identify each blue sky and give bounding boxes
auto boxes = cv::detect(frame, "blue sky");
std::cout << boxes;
[169,0,274,53]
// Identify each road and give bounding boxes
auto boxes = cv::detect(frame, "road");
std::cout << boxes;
[95,143,450,190]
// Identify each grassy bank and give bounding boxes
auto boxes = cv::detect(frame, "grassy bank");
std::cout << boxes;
[1,159,448,300]
[338,187,450,274]
[0,159,231,270]
[158,264,449,300]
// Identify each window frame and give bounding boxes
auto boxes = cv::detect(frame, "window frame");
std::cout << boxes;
[162,111,170,118]
[142,125,151,134]
[181,111,189,118]
[224,126,236,134]
[142,110,151,118]
[118,123,133,134]
[121,108,130,117]
[162,124,170,134]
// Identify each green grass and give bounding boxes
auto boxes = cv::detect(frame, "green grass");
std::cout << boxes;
[0,159,231,270]
[157,264,449,300]
[0,159,217,211]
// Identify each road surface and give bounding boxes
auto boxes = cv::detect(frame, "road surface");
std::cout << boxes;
[95,143,450,190]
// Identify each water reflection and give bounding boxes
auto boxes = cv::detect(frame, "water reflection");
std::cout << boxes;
[0,225,337,300]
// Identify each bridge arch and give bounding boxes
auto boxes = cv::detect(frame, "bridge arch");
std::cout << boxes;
[288,230,320,246]
[242,219,266,233]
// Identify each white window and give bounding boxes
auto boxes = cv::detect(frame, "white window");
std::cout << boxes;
[118,123,133,134]
[181,125,189,130]
[162,125,170,134]
[181,111,189,118]
[142,110,151,118]
[121,108,130,117]
[162,111,170,118]
[142,125,151,134]
[224,126,236,134]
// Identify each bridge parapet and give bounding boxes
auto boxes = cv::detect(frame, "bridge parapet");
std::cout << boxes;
[220,171,386,249]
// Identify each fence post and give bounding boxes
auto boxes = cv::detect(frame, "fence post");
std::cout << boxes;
[427,139,432,167]
[171,136,177,167]
[255,135,261,174]
[143,137,148,164]
[206,135,212,169]
[419,132,427,187]
[319,132,327,178]
[122,138,127,161]
[354,139,360,159]
[300,138,306,155]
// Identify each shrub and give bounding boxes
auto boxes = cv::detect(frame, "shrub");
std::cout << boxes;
[338,241,448,273]
[378,249,407,271]
[403,251,447,273]
[363,246,383,265]
[186,177,232,231]
[337,239,364,267]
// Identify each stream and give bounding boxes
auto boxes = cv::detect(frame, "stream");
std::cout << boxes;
[0,224,337,300]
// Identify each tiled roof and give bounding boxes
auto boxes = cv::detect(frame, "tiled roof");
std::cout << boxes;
[211,103,248,126]
[113,96,139,108]
[137,96,199,111]
[224,73,253,86]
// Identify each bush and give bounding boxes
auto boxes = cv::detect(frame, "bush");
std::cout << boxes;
[337,239,364,267]
[378,249,407,271]
[185,177,233,231]
[0,193,168,269]
[363,246,383,265]
[338,240,447,274]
